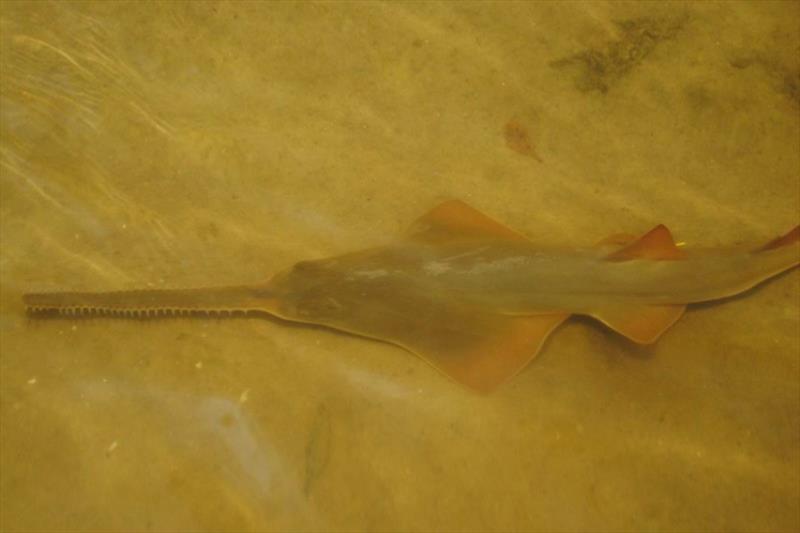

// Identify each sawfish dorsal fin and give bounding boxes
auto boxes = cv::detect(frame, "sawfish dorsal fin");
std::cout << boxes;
[590,304,686,344]
[408,200,530,243]
[606,224,686,261]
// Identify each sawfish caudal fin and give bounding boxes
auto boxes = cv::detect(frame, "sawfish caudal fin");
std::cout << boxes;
[739,224,800,289]
[757,225,800,252]
[606,224,686,261]
[590,304,686,344]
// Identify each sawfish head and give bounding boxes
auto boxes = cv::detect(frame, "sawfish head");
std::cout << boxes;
[263,256,367,323]
[261,249,432,332]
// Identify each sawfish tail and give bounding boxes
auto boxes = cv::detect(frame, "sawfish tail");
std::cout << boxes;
[23,285,277,318]
[756,225,800,253]
[745,224,800,287]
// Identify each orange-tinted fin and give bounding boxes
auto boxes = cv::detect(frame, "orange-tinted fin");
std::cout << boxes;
[402,312,569,393]
[407,199,530,244]
[757,225,800,252]
[590,304,686,344]
[606,224,686,261]
[326,284,570,392]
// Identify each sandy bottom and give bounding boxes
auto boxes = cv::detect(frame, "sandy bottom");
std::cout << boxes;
[1,2,798,531]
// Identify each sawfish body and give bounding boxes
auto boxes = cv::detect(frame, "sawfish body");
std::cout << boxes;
[24,200,800,392]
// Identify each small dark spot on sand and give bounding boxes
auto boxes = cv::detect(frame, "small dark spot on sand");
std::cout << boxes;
[683,84,715,114]
[728,52,800,106]
[781,69,800,105]
[550,16,686,93]
[503,119,543,162]
[219,413,235,428]
[729,56,755,70]
[196,222,220,241]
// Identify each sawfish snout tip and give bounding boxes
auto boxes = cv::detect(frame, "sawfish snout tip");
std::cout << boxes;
[22,292,72,317]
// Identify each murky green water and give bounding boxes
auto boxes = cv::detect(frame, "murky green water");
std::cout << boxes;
[1,2,798,531]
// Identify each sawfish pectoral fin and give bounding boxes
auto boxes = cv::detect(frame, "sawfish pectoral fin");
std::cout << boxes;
[590,304,686,344]
[393,311,569,393]
[407,199,531,244]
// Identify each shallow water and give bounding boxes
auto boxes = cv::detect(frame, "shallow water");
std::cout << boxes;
[1,2,798,531]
